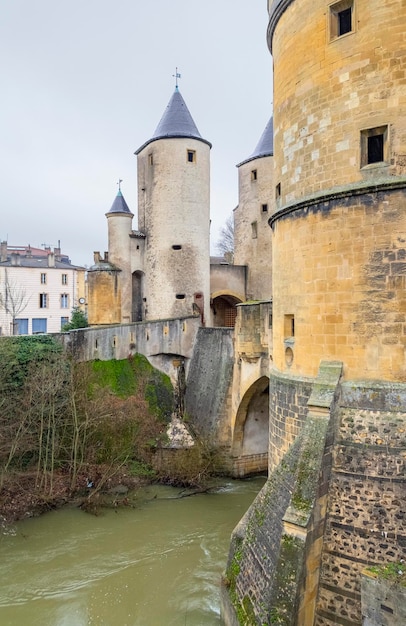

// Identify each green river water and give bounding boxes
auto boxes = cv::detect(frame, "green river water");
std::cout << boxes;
[0,477,265,626]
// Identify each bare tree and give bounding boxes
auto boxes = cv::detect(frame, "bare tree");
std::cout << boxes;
[216,214,234,263]
[0,269,30,335]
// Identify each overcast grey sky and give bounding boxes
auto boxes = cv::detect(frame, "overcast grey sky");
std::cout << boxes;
[0,1,273,267]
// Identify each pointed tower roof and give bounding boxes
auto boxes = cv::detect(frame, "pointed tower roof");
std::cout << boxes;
[106,189,134,216]
[135,88,211,154]
[237,117,274,167]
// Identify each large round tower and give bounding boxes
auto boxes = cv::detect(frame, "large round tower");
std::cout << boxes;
[135,88,211,323]
[268,0,406,382]
[222,4,406,626]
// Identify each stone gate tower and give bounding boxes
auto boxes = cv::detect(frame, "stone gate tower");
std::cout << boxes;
[222,1,406,624]
[135,87,212,323]
[234,117,274,300]
[269,0,406,384]
[88,87,212,326]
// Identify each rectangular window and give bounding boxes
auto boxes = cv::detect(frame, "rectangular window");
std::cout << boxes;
[330,0,354,39]
[40,273,47,284]
[61,293,69,308]
[276,182,281,199]
[148,153,153,165]
[15,318,29,335]
[361,125,388,167]
[39,293,48,308]
[262,204,268,213]
[187,150,196,163]
[251,221,258,239]
[32,318,47,334]
[251,169,257,181]
[61,316,69,329]
[62,273,68,285]
[284,314,295,338]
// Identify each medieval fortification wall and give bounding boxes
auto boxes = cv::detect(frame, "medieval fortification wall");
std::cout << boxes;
[222,0,406,624]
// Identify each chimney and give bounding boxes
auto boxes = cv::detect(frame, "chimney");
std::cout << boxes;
[104,251,109,262]
[93,251,101,264]
[11,252,21,266]
[0,241,7,262]
[47,252,55,268]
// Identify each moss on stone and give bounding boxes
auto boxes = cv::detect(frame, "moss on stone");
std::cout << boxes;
[366,562,406,587]
[92,354,173,420]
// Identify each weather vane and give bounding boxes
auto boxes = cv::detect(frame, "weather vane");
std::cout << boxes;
[117,178,123,192]
[173,67,181,90]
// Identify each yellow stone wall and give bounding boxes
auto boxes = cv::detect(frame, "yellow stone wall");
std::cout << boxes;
[268,0,406,382]
[271,187,406,381]
[269,0,406,206]
[87,269,121,326]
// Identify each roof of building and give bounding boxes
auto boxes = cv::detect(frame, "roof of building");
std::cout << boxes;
[106,189,133,215]
[135,88,212,154]
[0,256,84,270]
[130,230,146,238]
[237,116,274,167]
[0,242,85,269]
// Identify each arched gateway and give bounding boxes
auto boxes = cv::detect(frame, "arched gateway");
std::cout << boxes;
[232,376,269,477]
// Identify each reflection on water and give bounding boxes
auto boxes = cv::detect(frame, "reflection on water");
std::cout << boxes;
[0,478,265,626]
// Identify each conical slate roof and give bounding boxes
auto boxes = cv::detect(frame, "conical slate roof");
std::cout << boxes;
[106,189,133,215]
[237,116,274,167]
[135,88,211,154]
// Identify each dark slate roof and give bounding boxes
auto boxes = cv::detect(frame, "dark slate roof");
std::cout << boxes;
[106,190,133,215]
[135,88,212,154]
[237,117,274,167]
[0,257,85,270]
[130,230,146,238]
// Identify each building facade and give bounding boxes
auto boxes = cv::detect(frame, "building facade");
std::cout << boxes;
[0,242,86,335]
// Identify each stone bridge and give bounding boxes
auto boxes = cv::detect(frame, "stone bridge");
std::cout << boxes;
[60,301,272,477]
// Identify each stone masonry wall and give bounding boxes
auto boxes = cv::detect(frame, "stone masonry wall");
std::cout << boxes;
[184,327,234,447]
[361,570,406,626]
[222,362,342,625]
[269,369,313,471]
[315,383,406,625]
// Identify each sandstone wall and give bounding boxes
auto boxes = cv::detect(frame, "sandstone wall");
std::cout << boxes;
[87,268,122,326]
[268,0,406,206]
[270,185,406,381]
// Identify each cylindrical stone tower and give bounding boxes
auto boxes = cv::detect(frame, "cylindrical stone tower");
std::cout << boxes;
[135,88,211,323]
[234,117,274,300]
[136,88,211,323]
[268,0,406,382]
[106,189,134,323]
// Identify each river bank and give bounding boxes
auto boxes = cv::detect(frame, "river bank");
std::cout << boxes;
[0,464,150,525]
